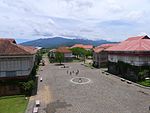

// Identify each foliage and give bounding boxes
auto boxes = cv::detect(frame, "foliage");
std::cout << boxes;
[138,70,149,81]
[55,52,64,64]
[85,50,93,57]
[20,80,36,96]
[70,47,86,58]
[36,50,43,65]
[0,95,28,113]
[138,80,150,87]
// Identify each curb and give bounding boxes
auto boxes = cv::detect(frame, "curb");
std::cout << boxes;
[102,71,150,90]
[81,63,96,69]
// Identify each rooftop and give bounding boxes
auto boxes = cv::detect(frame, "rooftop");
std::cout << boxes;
[93,43,117,53]
[106,35,150,52]
[56,47,72,53]
[0,38,37,56]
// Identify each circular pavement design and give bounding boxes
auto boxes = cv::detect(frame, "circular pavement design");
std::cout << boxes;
[70,77,91,84]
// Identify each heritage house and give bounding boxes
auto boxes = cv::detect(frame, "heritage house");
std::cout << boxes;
[106,36,150,82]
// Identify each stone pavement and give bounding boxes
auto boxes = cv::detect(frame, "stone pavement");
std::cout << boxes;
[26,56,53,113]
[26,56,150,113]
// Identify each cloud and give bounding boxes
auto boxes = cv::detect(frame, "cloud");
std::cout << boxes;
[0,0,150,41]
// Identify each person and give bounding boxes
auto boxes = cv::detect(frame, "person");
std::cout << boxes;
[76,72,78,76]
[67,70,68,74]
[78,78,82,83]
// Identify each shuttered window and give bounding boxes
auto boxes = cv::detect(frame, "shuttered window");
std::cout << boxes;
[6,71,16,77]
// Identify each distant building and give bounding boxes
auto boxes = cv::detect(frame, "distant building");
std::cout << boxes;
[0,38,38,96]
[35,46,42,50]
[49,47,73,62]
[106,35,150,81]
[49,49,56,59]
[93,44,117,68]
[71,44,93,51]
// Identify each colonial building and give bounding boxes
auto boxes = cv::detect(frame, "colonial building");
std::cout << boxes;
[0,38,37,96]
[49,47,73,62]
[93,44,117,68]
[106,35,150,81]
[71,44,93,51]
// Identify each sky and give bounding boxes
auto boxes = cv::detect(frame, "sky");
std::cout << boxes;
[0,0,150,42]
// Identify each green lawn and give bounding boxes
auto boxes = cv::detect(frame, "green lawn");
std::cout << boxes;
[0,95,28,113]
[72,59,82,62]
[138,80,150,87]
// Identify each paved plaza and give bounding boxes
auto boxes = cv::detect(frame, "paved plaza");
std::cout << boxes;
[26,57,150,113]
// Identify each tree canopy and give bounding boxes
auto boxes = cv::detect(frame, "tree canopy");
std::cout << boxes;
[55,52,64,64]
[70,47,92,58]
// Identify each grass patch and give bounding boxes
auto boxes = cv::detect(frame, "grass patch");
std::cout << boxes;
[0,95,28,113]
[138,80,150,87]
[72,59,82,62]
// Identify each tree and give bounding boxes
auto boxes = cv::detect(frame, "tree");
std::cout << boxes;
[85,50,93,58]
[20,80,35,96]
[55,52,64,64]
[70,47,86,58]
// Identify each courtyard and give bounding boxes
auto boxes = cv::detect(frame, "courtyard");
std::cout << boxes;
[26,57,150,113]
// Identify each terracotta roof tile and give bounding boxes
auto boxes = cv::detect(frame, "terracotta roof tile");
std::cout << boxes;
[0,38,37,56]
[93,43,117,53]
[107,35,150,52]
[56,47,72,53]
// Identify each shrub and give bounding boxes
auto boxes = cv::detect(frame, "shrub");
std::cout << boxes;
[138,70,149,81]
[20,80,35,96]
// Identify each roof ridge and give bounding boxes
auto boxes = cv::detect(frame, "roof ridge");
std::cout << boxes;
[11,42,31,54]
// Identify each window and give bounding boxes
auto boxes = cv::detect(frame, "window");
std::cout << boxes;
[6,71,16,77]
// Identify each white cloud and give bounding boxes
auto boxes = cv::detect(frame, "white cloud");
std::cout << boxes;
[0,0,150,41]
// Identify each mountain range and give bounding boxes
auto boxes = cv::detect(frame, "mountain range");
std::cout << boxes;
[21,37,115,48]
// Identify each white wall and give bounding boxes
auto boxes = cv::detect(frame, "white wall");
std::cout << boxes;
[0,55,35,77]
[108,54,150,66]
[64,53,72,58]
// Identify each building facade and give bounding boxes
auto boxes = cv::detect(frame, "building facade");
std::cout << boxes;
[0,38,37,96]
[106,35,150,81]
[49,47,73,62]
[93,44,117,68]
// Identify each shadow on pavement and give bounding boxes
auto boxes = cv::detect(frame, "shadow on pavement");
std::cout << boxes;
[45,100,72,113]
[31,76,38,96]
[54,64,64,66]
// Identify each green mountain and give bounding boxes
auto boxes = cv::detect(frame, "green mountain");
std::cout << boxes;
[21,37,115,48]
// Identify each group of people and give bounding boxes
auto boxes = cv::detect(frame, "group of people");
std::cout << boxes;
[67,69,79,76]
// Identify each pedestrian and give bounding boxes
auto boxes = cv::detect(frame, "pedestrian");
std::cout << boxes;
[78,78,82,83]
[67,70,68,74]
[76,72,78,76]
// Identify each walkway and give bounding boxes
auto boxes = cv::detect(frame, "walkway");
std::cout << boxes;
[26,56,150,113]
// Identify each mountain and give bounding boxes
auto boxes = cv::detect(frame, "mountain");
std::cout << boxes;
[21,37,115,48]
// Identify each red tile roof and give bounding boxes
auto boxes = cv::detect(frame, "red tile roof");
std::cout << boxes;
[107,35,150,52]
[56,47,72,53]
[71,44,93,49]
[93,43,117,53]
[0,38,37,56]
